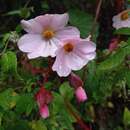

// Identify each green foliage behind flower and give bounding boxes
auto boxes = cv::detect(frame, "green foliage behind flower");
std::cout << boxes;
[0,0,130,130]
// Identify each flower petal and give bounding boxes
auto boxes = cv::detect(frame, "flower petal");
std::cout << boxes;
[35,13,69,31]
[39,105,49,119]
[75,87,87,102]
[51,13,69,30]
[18,34,43,53]
[84,52,96,60]
[27,42,54,59]
[75,40,96,54]
[34,14,52,27]
[21,19,43,33]
[46,38,62,57]
[66,52,87,71]
[38,38,61,58]
[27,49,43,59]
[52,49,71,77]
[55,26,80,40]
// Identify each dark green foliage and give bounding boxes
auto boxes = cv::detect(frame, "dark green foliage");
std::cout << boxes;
[0,0,130,130]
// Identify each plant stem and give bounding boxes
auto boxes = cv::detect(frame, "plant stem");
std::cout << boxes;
[65,99,91,130]
[0,38,9,56]
[90,0,103,40]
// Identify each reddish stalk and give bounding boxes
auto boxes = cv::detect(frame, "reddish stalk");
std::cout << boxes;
[82,0,103,82]
[21,56,54,84]
[90,0,103,39]
[65,100,91,130]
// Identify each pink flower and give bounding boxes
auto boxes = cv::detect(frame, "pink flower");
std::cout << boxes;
[69,72,83,89]
[52,38,96,77]
[39,105,49,119]
[35,87,52,119]
[75,86,87,102]
[18,13,80,59]
[112,10,130,29]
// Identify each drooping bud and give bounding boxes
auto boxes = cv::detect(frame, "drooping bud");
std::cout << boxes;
[35,87,52,107]
[35,87,52,119]
[108,38,119,52]
[69,72,83,89]
[75,87,87,102]
[39,104,49,119]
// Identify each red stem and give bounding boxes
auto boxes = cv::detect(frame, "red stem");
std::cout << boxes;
[65,100,91,130]
[90,0,103,39]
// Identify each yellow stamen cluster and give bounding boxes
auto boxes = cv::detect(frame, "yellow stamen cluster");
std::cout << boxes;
[120,12,129,21]
[42,29,55,40]
[64,43,74,53]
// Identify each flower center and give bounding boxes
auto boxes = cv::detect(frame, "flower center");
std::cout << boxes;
[42,29,55,40]
[64,43,74,53]
[120,12,129,21]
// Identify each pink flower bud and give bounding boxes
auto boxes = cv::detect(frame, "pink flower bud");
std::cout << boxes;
[109,38,118,52]
[75,87,87,102]
[35,87,52,107]
[69,73,83,89]
[39,105,49,119]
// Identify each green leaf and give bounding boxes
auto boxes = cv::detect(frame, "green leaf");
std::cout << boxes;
[0,89,18,110]
[30,120,47,130]
[0,108,4,126]
[15,94,35,115]
[0,51,21,80]
[0,126,4,130]
[51,92,76,123]
[123,107,130,125]
[5,120,30,130]
[114,28,130,35]
[69,8,97,39]
[1,51,17,73]
[125,70,130,88]
[20,8,31,18]
[52,92,64,115]
[59,82,74,100]
[97,47,126,71]
[2,33,10,45]
[5,10,21,16]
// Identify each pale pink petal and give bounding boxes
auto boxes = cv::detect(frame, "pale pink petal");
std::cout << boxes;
[55,26,80,40]
[113,22,121,29]
[40,38,61,57]
[120,19,130,27]
[35,13,69,31]
[112,15,120,22]
[52,49,71,77]
[39,105,49,119]
[27,41,56,59]
[34,14,52,27]
[51,13,69,30]
[65,52,87,71]
[27,48,43,59]
[21,19,43,33]
[75,87,87,102]
[18,34,43,53]
[75,40,96,54]
[74,48,96,61]
[85,35,91,41]
[85,52,96,60]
